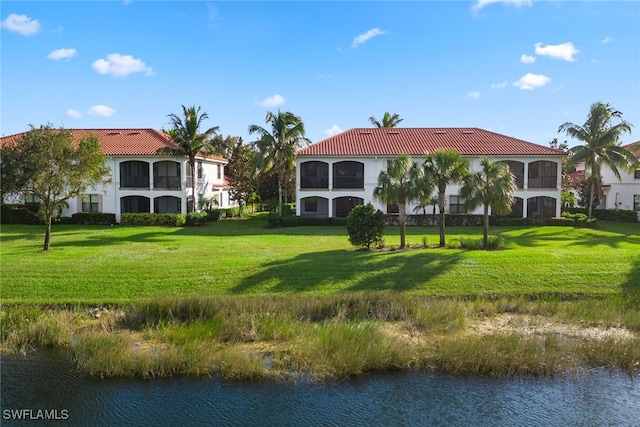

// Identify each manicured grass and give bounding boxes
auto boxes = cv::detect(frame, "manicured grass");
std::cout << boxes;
[1,214,639,304]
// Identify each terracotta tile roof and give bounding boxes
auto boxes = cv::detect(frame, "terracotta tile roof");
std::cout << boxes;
[1,128,227,162]
[298,128,565,157]
[622,141,640,158]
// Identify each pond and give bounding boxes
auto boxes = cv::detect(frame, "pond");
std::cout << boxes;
[2,351,639,426]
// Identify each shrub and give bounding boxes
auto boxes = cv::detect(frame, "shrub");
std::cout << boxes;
[555,212,597,228]
[346,204,384,249]
[174,214,186,227]
[71,212,116,225]
[120,212,185,226]
[548,217,575,226]
[186,211,208,226]
[486,235,505,250]
[0,204,41,224]
[206,209,222,222]
[564,207,638,222]
[266,213,281,228]
[278,216,348,227]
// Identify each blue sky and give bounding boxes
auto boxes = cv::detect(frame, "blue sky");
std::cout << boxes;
[2,1,639,149]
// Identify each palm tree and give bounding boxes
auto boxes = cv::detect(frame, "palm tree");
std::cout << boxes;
[373,154,426,248]
[423,149,470,247]
[369,112,403,128]
[248,110,310,217]
[558,102,634,218]
[460,157,517,249]
[158,105,219,212]
[413,194,439,225]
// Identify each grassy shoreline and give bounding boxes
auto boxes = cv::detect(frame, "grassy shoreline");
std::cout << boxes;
[2,293,639,380]
[2,216,638,379]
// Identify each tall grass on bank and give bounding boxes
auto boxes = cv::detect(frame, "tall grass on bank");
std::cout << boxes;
[2,293,639,380]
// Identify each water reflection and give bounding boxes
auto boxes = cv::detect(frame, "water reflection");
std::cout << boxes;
[2,351,639,426]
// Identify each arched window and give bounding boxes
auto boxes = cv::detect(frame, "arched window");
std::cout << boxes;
[527,196,556,220]
[121,196,150,213]
[154,196,182,214]
[153,161,181,190]
[120,161,150,188]
[501,161,524,189]
[300,161,329,189]
[333,196,364,217]
[333,161,364,189]
[528,161,557,189]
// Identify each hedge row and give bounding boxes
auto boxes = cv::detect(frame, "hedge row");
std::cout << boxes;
[71,212,116,225]
[565,207,638,222]
[267,213,348,228]
[0,204,41,224]
[120,212,187,226]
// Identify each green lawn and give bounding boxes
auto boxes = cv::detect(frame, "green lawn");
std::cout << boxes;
[1,214,639,304]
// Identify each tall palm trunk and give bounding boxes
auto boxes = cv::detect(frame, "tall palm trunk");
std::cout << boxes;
[277,177,283,217]
[189,158,197,213]
[438,190,446,247]
[483,205,490,249]
[588,177,595,219]
[399,201,407,248]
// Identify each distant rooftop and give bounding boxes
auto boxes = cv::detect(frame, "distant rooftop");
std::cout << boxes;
[0,128,227,161]
[298,128,566,157]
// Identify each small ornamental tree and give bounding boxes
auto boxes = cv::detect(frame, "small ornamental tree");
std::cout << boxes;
[1,124,111,251]
[346,203,384,249]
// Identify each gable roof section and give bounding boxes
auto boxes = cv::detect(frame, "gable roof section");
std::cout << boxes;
[622,141,640,158]
[0,128,227,162]
[298,128,565,157]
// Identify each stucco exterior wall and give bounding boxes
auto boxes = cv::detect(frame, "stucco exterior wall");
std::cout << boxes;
[296,155,563,219]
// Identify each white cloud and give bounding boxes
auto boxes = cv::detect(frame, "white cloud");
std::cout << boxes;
[472,0,532,12]
[602,36,614,44]
[258,94,286,108]
[352,28,387,48]
[534,42,579,62]
[92,53,153,77]
[88,105,116,117]
[520,54,536,64]
[323,125,343,136]
[66,109,81,119]
[467,91,481,100]
[513,73,550,90]
[47,48,77,61]
[491,81,508,89]
[1,13,41,36]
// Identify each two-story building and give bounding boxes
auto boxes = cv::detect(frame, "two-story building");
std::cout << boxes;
[571,141,640,218]
[296,128,565,220]
[2,128,235,222]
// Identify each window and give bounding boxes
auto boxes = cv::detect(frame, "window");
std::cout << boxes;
[197,162,203,179]
[304,198,318,212]
[24,194,41,205]
[634,195,640,212]
[82,194,100,212]
[449,195,467,214]
[527,196,556,220]
[333,161,364,189]
[120,161,150,188]
[387,203,399,214]
[634,170,640,180]
[300,161,329,189]
[528,161,558,189]
[154,161,181,190]
[501,161,524,189]
[121,196,150,213]
[217,165,222,180]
